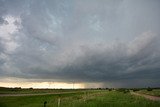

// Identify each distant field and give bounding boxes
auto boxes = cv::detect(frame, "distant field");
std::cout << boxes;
[0,87,84,94]
[0,89,160,107]
[137,89,160,97]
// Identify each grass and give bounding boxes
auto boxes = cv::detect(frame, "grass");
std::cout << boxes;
[0,89,160,107]
[0,87,84,94]
[137,89,160,97]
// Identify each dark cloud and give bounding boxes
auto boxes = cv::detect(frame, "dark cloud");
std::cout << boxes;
[9,32,160,88]
[0,0,160,87]
[0,17,8,25]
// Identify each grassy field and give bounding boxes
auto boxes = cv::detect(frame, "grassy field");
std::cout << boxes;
[0,89,160,107]
[137,89,160,97]
[0,87,84,94]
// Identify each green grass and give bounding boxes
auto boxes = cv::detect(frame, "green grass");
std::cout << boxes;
[0,90,160,107]
[138,89,160,97]
[0,87,85,94]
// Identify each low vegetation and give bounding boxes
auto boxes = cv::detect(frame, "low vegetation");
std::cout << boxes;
[0,87,160,107]
[0,87,85,94]
[137,89,160,97]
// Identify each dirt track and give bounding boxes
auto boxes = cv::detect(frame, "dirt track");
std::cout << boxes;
[0,91,80,97]
[131,92,160,101]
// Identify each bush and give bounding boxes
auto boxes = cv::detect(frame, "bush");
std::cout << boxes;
[132,88,139,92]
[147,87,152,91]
[108,89,112,91]
[116,88,129,93]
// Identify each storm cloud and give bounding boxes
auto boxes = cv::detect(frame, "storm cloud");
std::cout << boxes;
[0,0,160,87]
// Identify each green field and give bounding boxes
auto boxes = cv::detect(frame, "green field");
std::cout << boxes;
[0,87,83,94]
[0,89,160,107]
[137,89,160,97]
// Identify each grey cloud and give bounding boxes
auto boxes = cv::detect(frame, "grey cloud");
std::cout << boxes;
[0,17,8,25]
[12,32,160,88]
[0,0,160,87]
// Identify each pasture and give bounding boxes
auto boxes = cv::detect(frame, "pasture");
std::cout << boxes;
[137,89,160,97]
[0,88,160,107]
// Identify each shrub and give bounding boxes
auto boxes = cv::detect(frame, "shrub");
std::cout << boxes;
[147,87,152,91]
[116,88,129,93]
[132,88,139,92]
[108,89,112,91]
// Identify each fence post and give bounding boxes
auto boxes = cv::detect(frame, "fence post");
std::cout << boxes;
[58,96,61,107]
[44,101,47,107]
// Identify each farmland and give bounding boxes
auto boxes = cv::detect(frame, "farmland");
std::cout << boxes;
[0,88,160,107]
[137,89,160,97]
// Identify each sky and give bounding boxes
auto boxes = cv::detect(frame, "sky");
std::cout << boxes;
[0,0,160,88]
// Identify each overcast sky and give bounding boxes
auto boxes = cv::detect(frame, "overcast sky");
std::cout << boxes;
[0,0,160,88]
